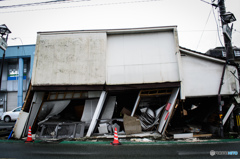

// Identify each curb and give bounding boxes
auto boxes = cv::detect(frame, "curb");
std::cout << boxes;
[0,138,240,145]
[60,138,240,145]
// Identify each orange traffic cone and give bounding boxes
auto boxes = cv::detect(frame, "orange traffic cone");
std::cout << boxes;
[110,127,121,145]
[25,126,34,143]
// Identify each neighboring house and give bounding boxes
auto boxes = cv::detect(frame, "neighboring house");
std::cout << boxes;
[180,47,239,97]
[206,46,240,83]
[13,26,239,139]
[0,45,35,117]
[206,46,240,64]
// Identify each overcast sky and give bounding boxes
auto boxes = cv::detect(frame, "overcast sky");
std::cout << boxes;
[1,0,240,53]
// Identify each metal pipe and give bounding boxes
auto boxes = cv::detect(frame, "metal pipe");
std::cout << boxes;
[18,58,24,107]
[86,91,107,137]
[131,91,141,117]
[30,52,35,79]
[4,93,7,112]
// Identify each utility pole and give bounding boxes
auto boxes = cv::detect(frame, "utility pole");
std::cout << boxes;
[217,0,236,138]
[0,24,11,112]
[218,0,235,61]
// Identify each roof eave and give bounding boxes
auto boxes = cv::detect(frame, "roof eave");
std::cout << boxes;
[180,47,226,64]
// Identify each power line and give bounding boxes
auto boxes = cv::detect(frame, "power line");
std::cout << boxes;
[212,5,224,48]
[179,30,217,32]
[200,0,218,7]
[196,8,212,50]
[0,0,163,13]
[0,0,89,9]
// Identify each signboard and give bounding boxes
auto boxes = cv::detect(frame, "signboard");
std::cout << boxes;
[223,24,232,41]
[8,64,27,80]
[0,37,7,51]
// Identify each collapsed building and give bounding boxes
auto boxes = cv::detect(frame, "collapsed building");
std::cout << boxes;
[13,26,240,140]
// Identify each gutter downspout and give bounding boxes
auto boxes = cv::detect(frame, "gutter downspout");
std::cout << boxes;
[0,51,5,91]
[30,52,35,79]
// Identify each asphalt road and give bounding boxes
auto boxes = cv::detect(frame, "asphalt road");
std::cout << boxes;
[0,120,15,126]
[0,141,240,159]
[0,121,239,158]
[0,121,15,137]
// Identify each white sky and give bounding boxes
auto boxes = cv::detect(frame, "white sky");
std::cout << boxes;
[1,0,240,53]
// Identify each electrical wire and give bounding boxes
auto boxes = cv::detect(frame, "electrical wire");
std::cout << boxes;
[179,30,217,32]
[200,0,212,5]
[0,0,163,13]
[0,0,89,9]
[196,8,212,50]
[200,0,218,7]
[11,37,26,55]
[212,5,224,48]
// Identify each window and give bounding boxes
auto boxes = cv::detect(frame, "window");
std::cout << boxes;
[234,50,240,57]
[13,107,21,112]
[222,51,226,57]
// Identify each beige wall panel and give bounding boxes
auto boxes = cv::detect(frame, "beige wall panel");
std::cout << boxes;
[32,33,107,85]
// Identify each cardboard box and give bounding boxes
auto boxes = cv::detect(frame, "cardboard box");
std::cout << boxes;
[123,114,142,135]
[183,109,188,116]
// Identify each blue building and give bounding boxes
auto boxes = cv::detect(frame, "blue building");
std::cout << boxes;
[0,44,35,117]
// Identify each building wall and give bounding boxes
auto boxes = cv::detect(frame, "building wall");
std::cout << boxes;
[32,27,180,86]
[0,61,30,91]
[0,61,8,91]
[106,31,179,85]
[32,33,107,85]
[0,45,35,91]
[181,54,239,97]
[7,92,26,111]
[0,45,35,113]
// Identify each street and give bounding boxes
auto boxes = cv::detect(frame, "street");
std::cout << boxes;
[0,141,240,159]
[0,118,240,159]
[0,121,14,137]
